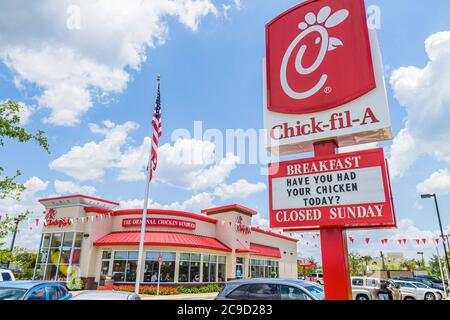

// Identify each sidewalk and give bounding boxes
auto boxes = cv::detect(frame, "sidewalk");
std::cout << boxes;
[140,292,219,300]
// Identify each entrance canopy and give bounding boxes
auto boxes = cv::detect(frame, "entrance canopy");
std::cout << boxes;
[94,231,231,252]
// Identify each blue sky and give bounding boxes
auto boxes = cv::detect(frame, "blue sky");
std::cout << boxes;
[1,0,450,262]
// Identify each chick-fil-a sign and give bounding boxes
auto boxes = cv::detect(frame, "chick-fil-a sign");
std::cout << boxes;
[266,0,375,114]
[268,148,395,230]
[122,218,196,231]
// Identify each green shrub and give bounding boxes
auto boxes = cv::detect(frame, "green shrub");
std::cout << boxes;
[66,277,85,291]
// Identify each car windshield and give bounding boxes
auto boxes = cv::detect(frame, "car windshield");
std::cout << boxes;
[303,285,325,300]
[0,288,27,300]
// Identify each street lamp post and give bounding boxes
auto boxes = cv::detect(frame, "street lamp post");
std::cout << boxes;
[6,218,20,269]
[421,193,450,282]
[417,252,424,268]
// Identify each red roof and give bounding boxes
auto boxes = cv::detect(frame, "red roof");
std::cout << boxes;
[251,227,298,243]
[39,194,119,206]
[237,243,281,259]
[202,204,257,216]
[93,232,231,252]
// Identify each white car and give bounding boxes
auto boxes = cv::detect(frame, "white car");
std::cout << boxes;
[392,280,443,300]
[351,277,401,300]
[309,273,324,285]
[0,270,15,282]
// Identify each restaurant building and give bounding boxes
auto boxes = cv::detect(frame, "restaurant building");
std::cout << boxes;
[33,195,298,289]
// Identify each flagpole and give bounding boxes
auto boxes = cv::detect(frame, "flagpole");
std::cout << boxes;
[135,75,161,295]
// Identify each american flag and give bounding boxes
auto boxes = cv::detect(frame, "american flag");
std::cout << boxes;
[148,77,162,182]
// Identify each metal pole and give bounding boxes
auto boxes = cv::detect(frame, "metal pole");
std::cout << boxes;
[436,247,447,299]
[6,219,20,269]
[134,163,152,295]
[433,194,450,283]
[157,261,162,296]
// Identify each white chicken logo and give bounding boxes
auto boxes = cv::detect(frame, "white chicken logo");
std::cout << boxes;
[280,6,349,100]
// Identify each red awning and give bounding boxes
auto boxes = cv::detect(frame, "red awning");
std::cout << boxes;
[237,243,281,259]
[93,232,231,252]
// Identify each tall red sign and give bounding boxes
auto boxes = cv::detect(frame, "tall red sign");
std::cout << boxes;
[266,0,375,114]
[265,0,396,300]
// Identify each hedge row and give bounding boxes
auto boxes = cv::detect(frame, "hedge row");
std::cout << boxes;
[97,284,223,295]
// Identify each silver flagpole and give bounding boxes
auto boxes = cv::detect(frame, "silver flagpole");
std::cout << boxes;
[135,76,160,295]
[134,160,151,294]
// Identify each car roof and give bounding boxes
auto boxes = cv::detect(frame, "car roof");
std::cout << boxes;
[0,280,63,289]
[72,290,136,300]
[225,278,319,286]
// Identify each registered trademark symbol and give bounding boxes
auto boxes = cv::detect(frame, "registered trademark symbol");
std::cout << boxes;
[324,86,332,94]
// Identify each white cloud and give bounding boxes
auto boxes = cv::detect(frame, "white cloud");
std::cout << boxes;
[50,120,139,181]
[54,180,96,195]
[117,138,240,191]
[416,169,450,195]
[51,121,241,190]
[0,0,220,126]
[213,179,266,200]
[389,31,450,177]
[0,176,49,250]
[252,214,269,229]
[120,192,214,213]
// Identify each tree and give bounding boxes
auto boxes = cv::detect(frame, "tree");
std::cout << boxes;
[429,254,446,278]
[0,100,49,246]
[401,259,418,272]
[0,247,37,279]
[349,253,365,276]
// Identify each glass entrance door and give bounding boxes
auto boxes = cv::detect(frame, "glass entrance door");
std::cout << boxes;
[235,257,244,279]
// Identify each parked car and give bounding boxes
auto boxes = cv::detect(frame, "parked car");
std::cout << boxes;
[351,277,401,300]
[309,273,324,285]
[415,274,448,286]
[215,279,325,300]
[71,290,141,300]
[392,276,445,292]
[0,281,71,300]
[0,269,15,282]
[391,280,443,300]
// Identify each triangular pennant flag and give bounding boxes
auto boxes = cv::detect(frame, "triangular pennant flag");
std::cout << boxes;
[415,239,420,245]
[434,238,440,244]
[35,219,40,226]
[421,238,427,245]
[365,238,370,244]
[397,239,402,245]
[402,239,407,245]
[349,236,355,244]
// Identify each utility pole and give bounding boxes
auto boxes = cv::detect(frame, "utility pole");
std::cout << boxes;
[6,218,20,269]
[421,194,450,282]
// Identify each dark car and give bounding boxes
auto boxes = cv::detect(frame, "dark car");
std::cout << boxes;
[0,281,71,300]
[215,279,324,300]
[415,275,448,286]
[392,276,445,292]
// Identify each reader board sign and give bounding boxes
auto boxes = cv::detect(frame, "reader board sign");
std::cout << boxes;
[263,0,392,156]
[122,218,196,231]
[268,148,395,230]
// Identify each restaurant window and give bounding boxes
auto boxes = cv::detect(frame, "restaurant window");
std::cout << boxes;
[249,259,278,278]
[112,251,138,283]
[144,251,176,283]
[34,232,84,281]
[218,256,226,282]
[178,253,201,283]
[202,255,218,282]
